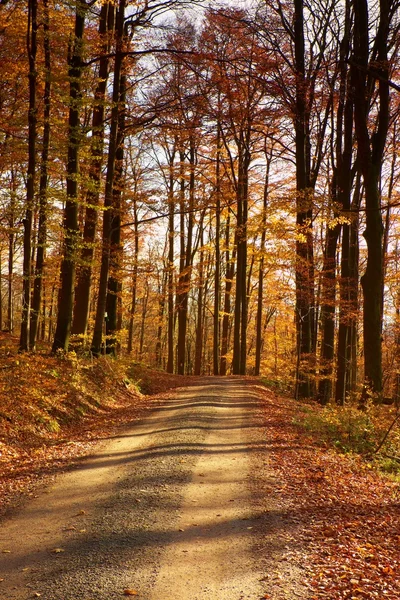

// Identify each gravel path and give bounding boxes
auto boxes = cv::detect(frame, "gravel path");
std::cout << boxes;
[0,378,305,600]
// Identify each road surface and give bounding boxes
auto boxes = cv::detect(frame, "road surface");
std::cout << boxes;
[0,378,305,599]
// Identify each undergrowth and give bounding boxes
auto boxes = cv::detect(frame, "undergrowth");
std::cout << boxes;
[295,400,400,478]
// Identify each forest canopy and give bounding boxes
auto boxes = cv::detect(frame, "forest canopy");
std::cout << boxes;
[0,0,399,404]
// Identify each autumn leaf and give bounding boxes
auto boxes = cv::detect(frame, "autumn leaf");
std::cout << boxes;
[123,590,139,596]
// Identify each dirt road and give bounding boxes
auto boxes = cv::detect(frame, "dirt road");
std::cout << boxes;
[0,379,305,600]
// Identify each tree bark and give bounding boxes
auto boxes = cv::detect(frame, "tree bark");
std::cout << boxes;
[293,0,315,398]
[255,146,272,376]
[30,0,50,350]
[220,214,234,375]
[20,0,37,351]
[91,0,126,357]
[352,0,391,395]
[106,69,126,355]
[52,1,87,353]
[71,1,114,338]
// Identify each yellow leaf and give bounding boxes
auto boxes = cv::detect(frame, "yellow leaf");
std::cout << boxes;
[123,590,139,596]
[51,548,65,554]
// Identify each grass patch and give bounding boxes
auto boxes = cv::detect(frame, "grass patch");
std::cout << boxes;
[295,400,400,478]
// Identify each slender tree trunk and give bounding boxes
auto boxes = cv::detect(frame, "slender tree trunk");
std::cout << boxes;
[139,281,149,359]
[255,148,271,375]
[20,0,37,351]
[72,2,114,337]
[52,1,86,353]
[7,172,16,333]
[91,0,126,356]
[155,266,167,367]
[352,0,390,395]
[127,205,139,354]
[293,0,315,398]
[30,0,51,349]
[213,127,221,375]
[194,230,204,375]
[318,220,341,404]
[167,150,176,373]
[220,214,234,376]
[106,69,126,354]
[177,139,195,374]
[318,0,352,404]
[232,147,250,375]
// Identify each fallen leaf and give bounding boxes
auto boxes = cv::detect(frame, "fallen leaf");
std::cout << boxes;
[123,590,139,596]
[51,548,65,554]
[2,550,11,553]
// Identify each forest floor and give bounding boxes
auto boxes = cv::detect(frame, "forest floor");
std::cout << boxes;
[0,339,399,598]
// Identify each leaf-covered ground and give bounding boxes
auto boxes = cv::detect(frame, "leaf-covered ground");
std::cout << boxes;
[259,387,400,600]
[0,342,399,598]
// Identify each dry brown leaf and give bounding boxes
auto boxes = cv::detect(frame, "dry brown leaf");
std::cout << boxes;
[51,548,65,554]
[123,590,139,596]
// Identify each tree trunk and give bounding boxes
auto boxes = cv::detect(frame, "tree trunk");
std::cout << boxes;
[176,140,195,375]
[20,0,37,351]
[71,1,114,338]
[30,0,50,350]
[352,0,390,395]
[213,127,221,375]
[220,214,234,376]
[52,1,86,353]
[7,172,16,333]
[167,150,176,373]
[194,230,204,375]
[106,69,126,355]
[91,0,126,357]
[255,146,271,376]
[232,147,250,375]
[127,205,139,354]
[293,0,315,398]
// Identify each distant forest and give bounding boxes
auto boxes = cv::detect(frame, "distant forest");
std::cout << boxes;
[0,0,399,403]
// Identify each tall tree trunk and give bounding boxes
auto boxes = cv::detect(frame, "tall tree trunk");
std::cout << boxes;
[20,0,37,351]
[106,69,126,354]
[91,0,126,357]
[167,149,176,373]
[255,147,271,376]
[232,147,250,375]
[352,0,390,395]
[52,1,86,353]
[213,126,221,375]
[155,265,167,367]
[194,229,204,375]
[72,1,114,338]
[138,280,149,359]
[176,139,195,375]
[7,171,16,333]
[127,204,139,354]
[220,214,234,376]
[293,0,315,398]
[319,0,353,404]
[30,0,51,350]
